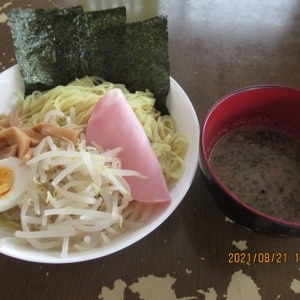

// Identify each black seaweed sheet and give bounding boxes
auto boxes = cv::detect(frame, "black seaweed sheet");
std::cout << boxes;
[8,6,127,93]
[48,6,87,86]
[123,16,170,114]
[101,15,170,113]
[48,6,86,84]
[8,6,170,113]
[8,8,58,92]
[82,7,127,78]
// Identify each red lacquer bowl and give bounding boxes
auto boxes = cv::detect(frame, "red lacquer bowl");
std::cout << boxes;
[200,85,300,237]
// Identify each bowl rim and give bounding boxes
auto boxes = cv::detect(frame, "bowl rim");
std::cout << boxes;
[200,84,300,228]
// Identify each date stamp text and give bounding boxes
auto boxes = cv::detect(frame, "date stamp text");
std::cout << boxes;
[228,252,288,264]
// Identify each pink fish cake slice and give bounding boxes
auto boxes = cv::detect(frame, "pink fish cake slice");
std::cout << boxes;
[85,88,170,203]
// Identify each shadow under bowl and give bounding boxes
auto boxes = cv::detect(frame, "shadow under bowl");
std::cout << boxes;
[199,85,300,237]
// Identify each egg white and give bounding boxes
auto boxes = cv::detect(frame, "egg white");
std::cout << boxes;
[0,157,30,212]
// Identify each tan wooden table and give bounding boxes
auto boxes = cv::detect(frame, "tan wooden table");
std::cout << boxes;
[1,1,300,299]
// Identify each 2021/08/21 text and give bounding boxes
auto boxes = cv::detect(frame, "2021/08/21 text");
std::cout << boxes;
[228,252,288,264]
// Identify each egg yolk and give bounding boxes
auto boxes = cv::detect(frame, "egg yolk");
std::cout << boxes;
[0,165,14,198]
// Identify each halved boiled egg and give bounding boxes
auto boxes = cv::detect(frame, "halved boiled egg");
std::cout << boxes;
[0,157,30,212]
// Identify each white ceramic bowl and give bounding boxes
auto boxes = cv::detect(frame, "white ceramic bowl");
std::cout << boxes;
[0,65,200,263]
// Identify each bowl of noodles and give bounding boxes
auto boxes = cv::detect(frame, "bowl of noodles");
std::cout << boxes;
[0,65,199,263]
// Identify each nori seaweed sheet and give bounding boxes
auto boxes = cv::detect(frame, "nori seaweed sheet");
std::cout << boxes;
[8,6,127,93]
[101,21,127,84]
[82,7,127,78]
[100,15,170,113]
[8,8,58,92]
[8,6,170,113]
[47,6,86,85]
[123,16,170,114]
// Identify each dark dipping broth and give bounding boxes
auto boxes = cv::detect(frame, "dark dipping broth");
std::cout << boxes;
[209,126,300,223]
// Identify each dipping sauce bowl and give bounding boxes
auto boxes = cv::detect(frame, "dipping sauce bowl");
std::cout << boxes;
[200,85,300,237]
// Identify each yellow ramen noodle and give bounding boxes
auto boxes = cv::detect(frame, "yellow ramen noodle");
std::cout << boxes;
[18,76,189,183]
